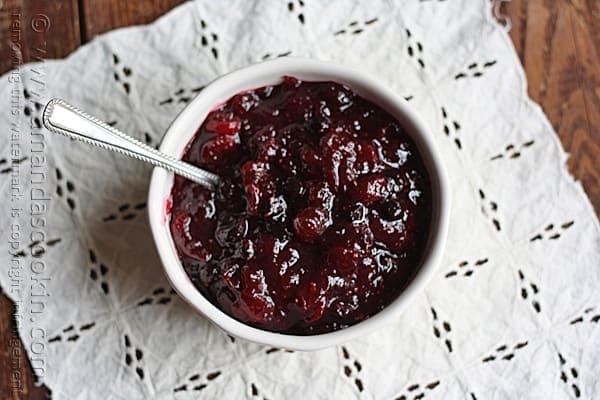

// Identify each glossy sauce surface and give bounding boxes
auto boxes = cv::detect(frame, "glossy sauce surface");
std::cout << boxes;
[170,77,432,334]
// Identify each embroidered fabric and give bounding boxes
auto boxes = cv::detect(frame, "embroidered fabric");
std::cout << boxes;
[1,1,599,398]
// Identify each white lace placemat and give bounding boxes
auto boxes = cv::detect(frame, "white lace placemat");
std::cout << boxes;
[1,1,599,398]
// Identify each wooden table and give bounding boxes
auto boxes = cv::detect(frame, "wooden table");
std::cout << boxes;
[0,1,598,398]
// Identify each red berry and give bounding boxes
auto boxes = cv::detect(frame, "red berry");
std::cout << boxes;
[256,136,283,163]
[356,140,381,173]
[349,175,389,204]
[231,92,260,114]
[171,212,215,262]
[294,281,326,322]
[282,75,301,88]
[293,206,331,240]
[221,259,243,289]
[326,245,362,273]
[240,161,276,215]
[231,268,275,323]
[199,134,240,168]
[307,181,334,209]
[320,131,359,188]
[205,117,241,135]
[369,209,416,252]
[249,124,276,152]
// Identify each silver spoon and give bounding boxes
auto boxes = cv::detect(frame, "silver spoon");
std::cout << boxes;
[42,98,220,190]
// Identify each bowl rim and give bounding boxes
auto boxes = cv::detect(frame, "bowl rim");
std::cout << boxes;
[148,57,450,351]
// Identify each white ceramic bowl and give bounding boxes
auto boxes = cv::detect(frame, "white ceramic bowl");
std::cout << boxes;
[148,58,450,351]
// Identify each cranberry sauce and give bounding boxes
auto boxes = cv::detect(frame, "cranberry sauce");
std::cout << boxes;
[170,77,432,334]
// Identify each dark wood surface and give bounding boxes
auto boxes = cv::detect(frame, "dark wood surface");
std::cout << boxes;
[80,0,187,39]
[501,0,600,213]
[0,1,598,398]
[0,0,80,74]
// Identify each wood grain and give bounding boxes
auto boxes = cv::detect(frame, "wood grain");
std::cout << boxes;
[80,0,187,40]
[501,0,600,215]
[0,294,48,400]
[0,1,598,399]
[0,0,80,75]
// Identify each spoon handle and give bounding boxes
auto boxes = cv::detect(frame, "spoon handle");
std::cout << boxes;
[42,98,219,189]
